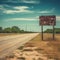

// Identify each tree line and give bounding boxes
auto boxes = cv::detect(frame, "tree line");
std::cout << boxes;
[44,28,60,33]
[0,26,25,33]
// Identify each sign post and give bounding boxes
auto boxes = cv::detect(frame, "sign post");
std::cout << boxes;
[39,15,56,40]
[53,25,55,40]
[41,25,43,40]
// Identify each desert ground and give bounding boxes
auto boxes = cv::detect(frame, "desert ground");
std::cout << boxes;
[24,33,60,60]
[0,33,60,60]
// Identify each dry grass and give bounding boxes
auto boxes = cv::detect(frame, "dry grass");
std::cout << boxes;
[1,33,60,60]
[24,33,60,60]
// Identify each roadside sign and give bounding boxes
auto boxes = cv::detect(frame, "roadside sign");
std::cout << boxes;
[39,16,56,26]
[39,15,56,40]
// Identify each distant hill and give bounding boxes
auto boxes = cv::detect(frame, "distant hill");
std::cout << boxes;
[44,28,60,33]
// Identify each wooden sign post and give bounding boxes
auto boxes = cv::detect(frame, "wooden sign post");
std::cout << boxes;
[53,25,55,40]
[41,25,43,40]
[39,15,56,40]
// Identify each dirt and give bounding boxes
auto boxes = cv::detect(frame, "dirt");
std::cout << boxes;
[1,33,60,60]
[24,33,60,60]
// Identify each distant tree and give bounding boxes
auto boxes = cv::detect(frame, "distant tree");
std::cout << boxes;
[3,27,11,33]
[0,26,35,33]
[0,27,3,33]
[44,29,53,33]
[44,28,60,33]
[11,26,20,33]
[20,30,25,33]
[55,28,60,33]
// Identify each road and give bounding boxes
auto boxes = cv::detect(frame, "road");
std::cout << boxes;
[0,33,38,58]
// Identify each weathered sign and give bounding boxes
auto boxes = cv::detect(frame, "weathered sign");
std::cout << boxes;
[39,15,56,40]
[39,16,56,25]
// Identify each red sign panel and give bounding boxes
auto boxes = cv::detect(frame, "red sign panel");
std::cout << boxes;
[39,16,56,25]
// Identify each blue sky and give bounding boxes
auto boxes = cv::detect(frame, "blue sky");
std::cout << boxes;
[0,0,60,32]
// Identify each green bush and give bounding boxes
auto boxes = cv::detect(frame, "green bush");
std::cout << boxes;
[44,28,60,33]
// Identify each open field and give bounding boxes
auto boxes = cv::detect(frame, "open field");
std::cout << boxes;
[0,33,60,60]
[24,33,60,60]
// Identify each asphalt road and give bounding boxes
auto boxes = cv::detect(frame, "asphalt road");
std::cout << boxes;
[0,33,38,58]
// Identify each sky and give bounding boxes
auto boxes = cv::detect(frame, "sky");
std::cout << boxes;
[0,0,60,32]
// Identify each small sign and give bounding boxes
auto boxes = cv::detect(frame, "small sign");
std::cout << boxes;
[39,16,56,25]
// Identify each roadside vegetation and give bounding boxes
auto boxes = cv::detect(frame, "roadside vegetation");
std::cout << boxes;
[0,26,60,33]
[0,26,35,33]
[44,28,60,33]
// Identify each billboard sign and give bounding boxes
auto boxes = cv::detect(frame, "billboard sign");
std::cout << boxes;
[39,16,56,25]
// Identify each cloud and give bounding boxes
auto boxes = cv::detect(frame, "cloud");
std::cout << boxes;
[0,5,5,10]
[0,4,12,10]
[38,8,55,13]
[56,16,60,21]
[2,6,34,14]
[3,9,33,14]
[0,0,20,3]
[1,0,40,4]
[6,17,37,21]
[14,6,29,10]
[21,0,40,4]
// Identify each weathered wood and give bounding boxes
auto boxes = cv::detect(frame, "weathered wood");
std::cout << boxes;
[41,25,43,40]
